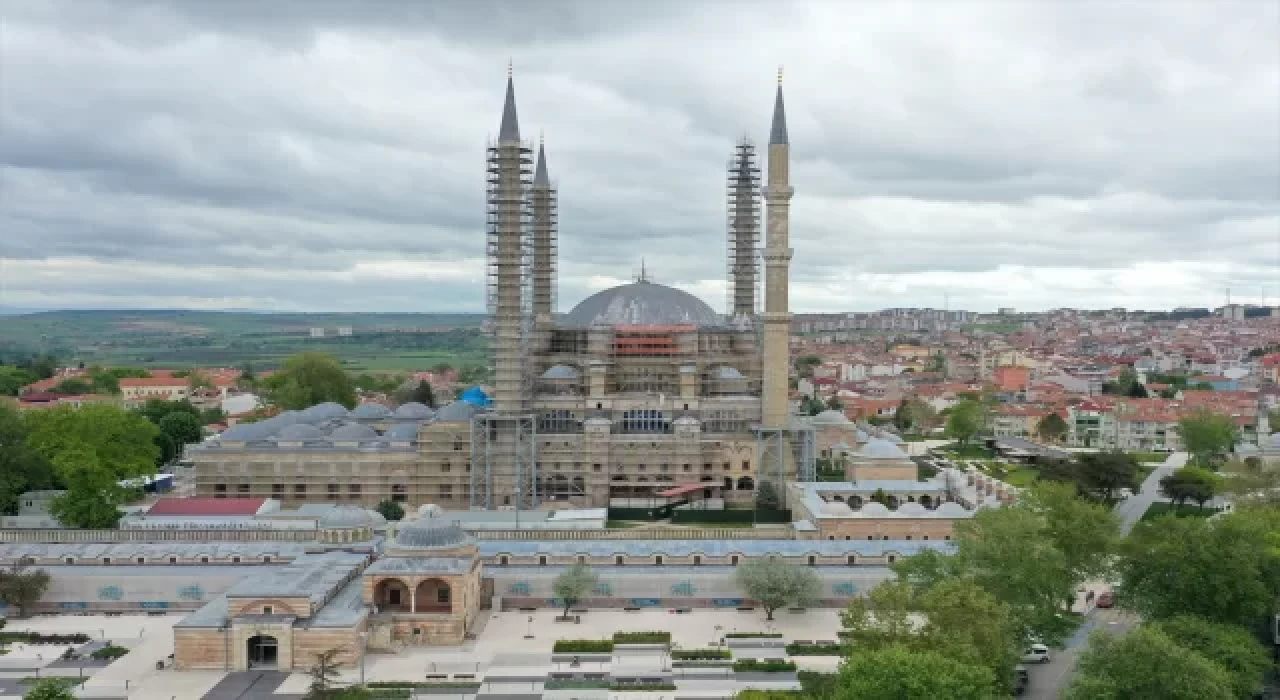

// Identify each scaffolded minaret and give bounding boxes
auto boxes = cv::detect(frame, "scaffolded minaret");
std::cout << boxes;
[757,69,814,498]
[727,138,761,318]
[530,135,558,332]
[474,64,537,511]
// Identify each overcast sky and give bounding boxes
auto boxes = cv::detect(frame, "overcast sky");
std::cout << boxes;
[1,0,1278,314]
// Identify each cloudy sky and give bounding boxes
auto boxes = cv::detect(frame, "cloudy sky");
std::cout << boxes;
[1,0,1278,314]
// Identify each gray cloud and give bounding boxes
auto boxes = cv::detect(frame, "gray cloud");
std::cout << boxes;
[0,0,1277,314]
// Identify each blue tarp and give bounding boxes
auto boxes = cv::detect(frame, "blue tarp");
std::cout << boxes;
[460,386,492,407]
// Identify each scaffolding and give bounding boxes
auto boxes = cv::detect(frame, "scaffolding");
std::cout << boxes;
[756,425,816,507]
[469,414,538,511]
[726,137,761,318]
[529,159,558,322]
[485,136,533,414]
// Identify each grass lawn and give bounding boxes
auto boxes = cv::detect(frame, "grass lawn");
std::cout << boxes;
[1001,467,1040,487]
[1140,502,1222,521]
[1127,451,1171,464]
[936,443,995,458]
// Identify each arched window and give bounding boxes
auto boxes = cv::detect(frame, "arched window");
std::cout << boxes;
[736,476,754,491]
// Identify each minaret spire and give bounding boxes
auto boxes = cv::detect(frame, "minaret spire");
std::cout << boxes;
[534,132,549,187]
[499,60,521,144]
[769,66,788,145]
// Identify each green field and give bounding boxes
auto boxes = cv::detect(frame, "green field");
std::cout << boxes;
[0,310,489,373]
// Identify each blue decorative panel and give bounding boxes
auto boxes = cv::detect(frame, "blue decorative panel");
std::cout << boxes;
[630,598,661,607]
[712,598,744,607]
[140,601,168,610]
[593,583,613,596]
[832,582,857,596]
[178,585,204,601]
[508,581,531,596]
[59,602,88,610]
[97,585,123,601]
[670,581,696,597]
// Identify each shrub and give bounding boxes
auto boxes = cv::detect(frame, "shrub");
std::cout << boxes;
[612,631,671,644]
[672,660,734,668]
[552,639,614,653]
[671,648,731,660]
[785,642,846,655]
[734,659,798,673]
[90,644,129,660]
[610,683,678,691]
[543,679,612,689]
[0,632,90,645]
[724,632,784,639]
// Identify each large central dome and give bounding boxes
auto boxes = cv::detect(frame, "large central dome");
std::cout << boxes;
[564,280,721,327]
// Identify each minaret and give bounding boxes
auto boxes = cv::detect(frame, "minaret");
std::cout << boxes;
[761,68,793,429]
[530,134,558,333]
[485,62,533,414]
[727,137,761,317]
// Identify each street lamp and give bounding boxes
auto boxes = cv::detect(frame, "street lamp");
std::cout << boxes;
[524,615,534,639]
[358,631,369,686]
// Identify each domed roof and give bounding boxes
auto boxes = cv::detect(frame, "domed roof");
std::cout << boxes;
[811,409,852,425]
[859,502,891,516]
[541,364,581,380]
[219,422,269,441]
[385,422,421,441]
[393,402,433,420]
[275,424,326,441]
[319,505,376,529]
[329,422,378,441]
[820,501,854,516]
[859,438,908,460]
[435,401,477,422]
[882,432,906,445]
[564,280,720,327]
[394,520,473,550]
[351,403,391,420]
[855,429,870,442]
[366,509,387,526]
[934,502,969,517]
[300,402,348,422]
[714,366,746,380]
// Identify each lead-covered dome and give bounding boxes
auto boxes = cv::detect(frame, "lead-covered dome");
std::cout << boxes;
[319,505,376,529]
[394,520,473,550]
[393,402,433,420]
[859,438,909,459]
[564,280,719,327]
[351,403,392,420]
[274,424,326,441]
[329,423,378,441]
[811,409,852,425]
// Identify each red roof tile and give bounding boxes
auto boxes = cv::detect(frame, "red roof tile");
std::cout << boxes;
[147,497,267,516]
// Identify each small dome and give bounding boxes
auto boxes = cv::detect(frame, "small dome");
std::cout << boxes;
[385,423,421,441]
[319,505,375,529]
[219,423,269,441]
[395,520,473,550]
[274,424,326,441]
[859,502,891,516]
[366,509,387,526]
[351,403,392,420]
[435,401,478,422]
[820,501,854,516]
[329,423,379,441]
[812,410,852,425]
[855,429,870,442]
[300,402,348,422]
[897,502,927,516]
[393,402,433,420]
[418,504,443,518]
[859,438,908,460]
[714,366,746,380]
[540,364,581,380]
[934,502,969,517]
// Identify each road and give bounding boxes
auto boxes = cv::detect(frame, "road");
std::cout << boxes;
[1113,451,1187,535]
[1027,452,1185,697]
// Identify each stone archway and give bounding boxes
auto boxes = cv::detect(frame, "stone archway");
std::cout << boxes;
[414,579,452,614]
[247,635,278,669]
[374,578,411,612]
[919,494,933,509]
[737,476,754,491]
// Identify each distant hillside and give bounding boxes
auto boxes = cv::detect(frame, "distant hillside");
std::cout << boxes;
[0,309,489,372]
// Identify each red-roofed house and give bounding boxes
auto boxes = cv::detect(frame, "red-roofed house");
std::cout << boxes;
[146,497,275,517]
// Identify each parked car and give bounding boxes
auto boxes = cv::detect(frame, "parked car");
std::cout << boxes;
[1022,643,1051,664]
[1096,591,1115,608]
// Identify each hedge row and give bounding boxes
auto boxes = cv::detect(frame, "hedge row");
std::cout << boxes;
[724,632,783,639]
[552,639,614,653]
[0,632,91,645]
[784,642,846,656]
[734,659,798,673]
[543,679,612,689]
[611,683,678,691]
[671,648,731,660]
[613,631,671,644]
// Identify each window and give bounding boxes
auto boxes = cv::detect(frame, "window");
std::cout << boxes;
[214,484,227,498]
[263,556,272,563]
[136,557,145,564]
[905,535,912,541]
[201,557,209,563]
[655,555,664,566]
[882,535,890,540]
[272,483,284,497]
[437,587,450,603]
[349,484,361,496]
[723,462,731,471]
[923,535,929,541]
[294,483,306,496]
[808,555,816,566]
[327,484,339,497]
[615,555,625,566]
[232,556,241,563]
[702,463,712,472]
[238,483,250,495]
[263,605,273,615]
[577,555,586,564]
[867,536,874,540]
[888,555,897,564]
[103,557,111,564]
[847,555,856,566]
[730,555,739,565]
[742,460,750,472]
[441,460,450,473]
[169,557,177,564]
[693,555,702,566]
[539,555,547,566]
[683,464,691,472]
[944,535,952,541]
[593,463,602,472]
[440,484,452,499]
[65,557,74,564]
[499,556,509,566]
[392,484,407,502]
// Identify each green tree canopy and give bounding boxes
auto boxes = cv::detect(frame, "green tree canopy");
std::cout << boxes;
[0,562,52,619]
[47,445,132,529]
[157,411,203,455]
[264,352,357,410]
[1118,510,1280,627]
[0,402,54,516]
[375,500,404,522]
[1158,466,1221,508]
[735,557,820,620]
[1035,412,1068,443]
[552,562,598,618]
[1021,482,1119,587]
[0,365,37,396]
[834,645,995,700]
[134,398,200,425]
[21,678,77,700]
[1064,627,1235,700]
[1178,408,1239,467]
[755,480,781,510]
[1040,450,1140,502]
[1149,615,1271,699]
[24,403,159,481]
[944,399,984,445]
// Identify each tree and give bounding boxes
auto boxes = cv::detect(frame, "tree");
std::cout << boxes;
[834,645,995,700]
[157,411,203,457]
[944,399,984,445]
[824,396,842,411]
[0,562,51,618]
[894,398,938,435]
[406,380,436,408]
[795,355,822,379]
[1020,482,1119,601]
[1159,466,1221,508]
[1041,451,1139,502]
[1178,409,1239,467]
[53,378,92,395]
[1220,458,1280,508]
[1035,412,1068,444]
[0,403,53,516]
[23,403,159,482]
[134,399,200,426]
[552,563,598,619]
[1118,511,1280,627]
[1064,627,1234,700]
[22,679,77,700]
[839,580,916,651]
[375,500,404,522]
[47,446,131,528]
[1267,407,1280,433]
[1150,616,1271,699]
[264,353,358,410]
[735,557,820,620]
[0,365,36,396]
[754,481,780,511]
[305,648,343,699]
